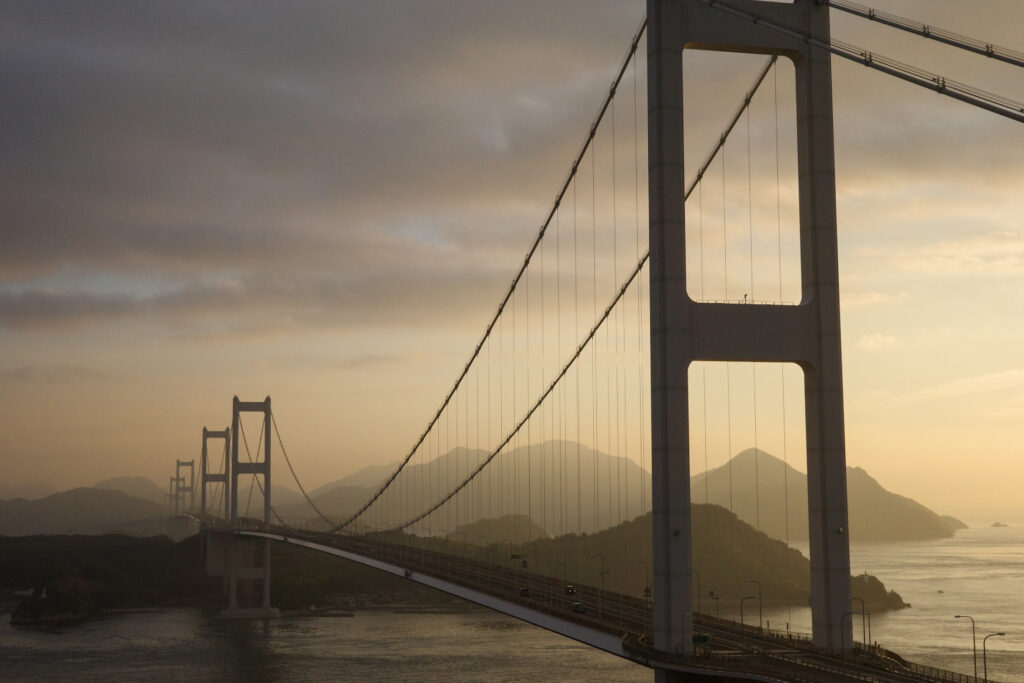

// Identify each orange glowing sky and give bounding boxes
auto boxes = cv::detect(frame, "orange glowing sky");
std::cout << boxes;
[1,1,1022,522]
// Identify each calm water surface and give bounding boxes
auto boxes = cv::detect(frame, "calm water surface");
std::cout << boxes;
[0,609,648,682]
[2,523,1021,681]
[772,523,1024,682]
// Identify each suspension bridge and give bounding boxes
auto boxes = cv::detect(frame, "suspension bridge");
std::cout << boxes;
[161,1,1020,680]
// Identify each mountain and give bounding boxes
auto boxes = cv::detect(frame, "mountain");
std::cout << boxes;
[270,442,959,543]
[939,515,969,533]
[269,485,304,508]
[385,441,651,536]
[290,442,650,536]
[448,514,548,545]
[94,476,165,505]
[0,488,165,536]
[308,461,400,498]
[400,505,906,612]
[690,448,966,542]
[0,481,56,501]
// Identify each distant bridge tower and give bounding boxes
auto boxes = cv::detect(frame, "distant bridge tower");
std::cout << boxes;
[221,395,278,618]
[200,426,230,523]
[647,0,851,667]
[175,459,195,513]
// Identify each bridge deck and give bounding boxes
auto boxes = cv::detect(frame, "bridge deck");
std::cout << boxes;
[227,527,972,683]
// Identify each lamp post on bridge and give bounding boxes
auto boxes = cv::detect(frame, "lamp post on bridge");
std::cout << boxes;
[592,553,608,622]
[850,597,867,645]
[636,560,650,598]
[501,538,514,570]
[746,579,763,631]
[983,631,1005,682]
[840,612,858,658]
[525,541,537,570]
[450,531,467,579]
[637,560,651,637]
[692,569,701,615]
[451,531,467,556]
[955,614,977,680]
[740,596,758,643]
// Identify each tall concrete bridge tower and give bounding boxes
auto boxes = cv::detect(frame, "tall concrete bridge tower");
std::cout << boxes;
[647,0,852,670]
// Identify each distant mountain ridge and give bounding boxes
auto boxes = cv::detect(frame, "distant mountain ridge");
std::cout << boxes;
[691,448,966,542]
[0,481,56,501]
[295,443,962,543]
[93,476,165,505]
[0,444,962,543]
[0,488,165,536]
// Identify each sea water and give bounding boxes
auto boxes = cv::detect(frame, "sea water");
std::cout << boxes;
[2,523,1021,682]
[765,522,1024,682]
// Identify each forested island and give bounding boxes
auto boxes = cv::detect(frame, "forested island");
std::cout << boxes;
[2,502,907,626]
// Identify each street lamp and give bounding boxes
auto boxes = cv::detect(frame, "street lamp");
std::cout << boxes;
[525,541,538,570]
[955,615,977,680]
[840,612,858,656]
[637,560,650,597]
[475,534,489,569]
[451,531,467,556]
[851,597,866,645]
[592,553,609,621]
[740,595,758,634]
[636,560,650,635]
[983,632,1005,682]
[711,594,720,618]
[746,579,763,630]
[501,538,515,572]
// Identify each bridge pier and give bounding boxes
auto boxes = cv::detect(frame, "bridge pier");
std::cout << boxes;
[219,395,278,618]
[648,0,852,661]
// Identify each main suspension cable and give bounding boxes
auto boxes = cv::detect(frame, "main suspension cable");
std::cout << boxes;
[699,0,1024,123]
[826,0,1024,69]
[391,56,778,533]
[327,17,649,534]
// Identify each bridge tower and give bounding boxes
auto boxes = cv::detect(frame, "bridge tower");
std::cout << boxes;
[200,426,230,523]
[175,459,195,513]
[221,395,278,618]
[647,0,851,665]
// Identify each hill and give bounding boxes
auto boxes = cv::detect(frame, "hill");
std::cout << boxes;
[0,481,55,501]
[0,488,165,536]
[308,461,400,498]
[288,442,650,536]
[690,448,966,542]
[1,534,214,624]
[448,514,548,545]
[387,504,906,613]
[254,442,962,543]
[93,476,164,505]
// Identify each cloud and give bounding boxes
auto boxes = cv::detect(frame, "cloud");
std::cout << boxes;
[898,232,1024,277]
[902,368,1024,402]
[0,363,108,384]
[842,290,907,308]
[857,333,897,350]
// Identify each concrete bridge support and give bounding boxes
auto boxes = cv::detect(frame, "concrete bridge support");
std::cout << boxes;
[647,0,851,669]
[220,395,278,618]
[175,459,194,514]
[200,426,230,524]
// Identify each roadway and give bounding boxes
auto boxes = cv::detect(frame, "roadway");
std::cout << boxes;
[225,524,983,682]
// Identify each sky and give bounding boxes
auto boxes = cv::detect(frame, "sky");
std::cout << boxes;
[1,1,1022,522]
